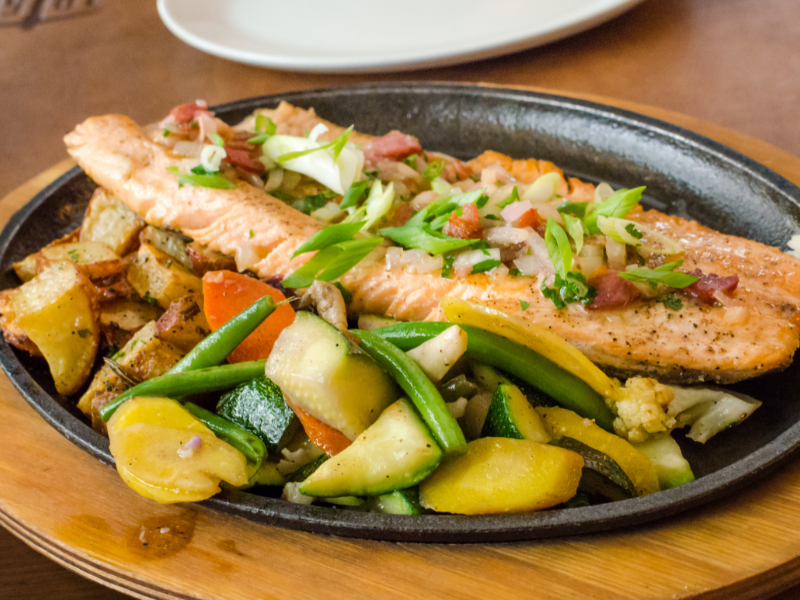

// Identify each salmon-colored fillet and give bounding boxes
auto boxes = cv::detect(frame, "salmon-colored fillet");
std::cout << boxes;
[64,104,800,384]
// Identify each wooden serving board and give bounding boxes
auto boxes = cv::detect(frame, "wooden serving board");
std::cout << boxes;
[2,90,800,600]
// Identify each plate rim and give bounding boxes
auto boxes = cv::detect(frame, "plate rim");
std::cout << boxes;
[4,82,800,543]
[156,0,646,73]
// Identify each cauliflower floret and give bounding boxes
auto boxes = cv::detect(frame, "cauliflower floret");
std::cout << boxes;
[607,377,676,443]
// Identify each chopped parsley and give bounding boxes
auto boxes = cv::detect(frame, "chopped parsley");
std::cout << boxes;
[520,300,530,310]
[617,260,700,289]
[658,295,683,311]
[76,329,91,338]
[497,186,520,209]
[249,229,254,239]
[442,254,455,279]
[625,223,644,240]
[471,259,501,274]
[542,272,597,308]
[142,291,159,306]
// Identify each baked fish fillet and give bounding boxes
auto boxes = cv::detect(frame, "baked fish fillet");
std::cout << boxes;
[64,103,800,384]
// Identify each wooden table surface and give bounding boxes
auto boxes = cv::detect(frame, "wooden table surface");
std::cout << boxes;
[2,0,800,598]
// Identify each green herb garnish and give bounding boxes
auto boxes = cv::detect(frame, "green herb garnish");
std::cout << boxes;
[333,282,352,304]
[247,115,278,144]
[520,300,530,310]
[209,132,225,147]
[658,295,683,311]
[76,329,91,338]
[403,154,418,169]
[291,191,339,215]
[422,160,445,181]
[441,254,455,279]
[556,201,590,218]
[617,260,700,289]
[583,187,645,234]
[625,223,643,240]
[544,217,573,279]
[498,186,520,209]
[471,259,501,274]
[542,272,597,308]
[340,180,371,209]
[380,225,481,256]
[282,237,382,289]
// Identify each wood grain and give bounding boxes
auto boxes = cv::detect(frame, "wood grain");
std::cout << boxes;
[2,94,800,599]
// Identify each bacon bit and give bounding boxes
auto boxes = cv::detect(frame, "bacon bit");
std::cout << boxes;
[682,269,739,305]
[169,102,210,124]
[587,273,641,310]
[443,159,474,182]
[224,132,265,174]
[445,203,483,240]
[384,202,416,227]
[518,208,547,236]
[363,131,422,167]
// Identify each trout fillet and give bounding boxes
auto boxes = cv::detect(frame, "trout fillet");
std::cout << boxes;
[64,102,800,384]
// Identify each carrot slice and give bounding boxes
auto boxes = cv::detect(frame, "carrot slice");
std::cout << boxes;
[202,271,295,363]
[284,395,352,457]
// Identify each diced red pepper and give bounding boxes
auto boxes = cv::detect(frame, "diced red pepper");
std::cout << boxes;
[446,203,483,240]
[682,269,739,304]
[587,273,641,310]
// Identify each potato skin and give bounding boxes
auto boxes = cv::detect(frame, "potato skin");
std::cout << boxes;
[155,293,210,352]
[186,242,236,277]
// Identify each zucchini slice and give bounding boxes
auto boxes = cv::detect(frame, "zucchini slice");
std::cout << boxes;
[216,375,299,453]
[299,398,442,498]
[634,436,695,489]
[481,384,551,443]
[370,488,425,515]
[549,436,636,500]
[471,362,556,408]
[265,312,400,440]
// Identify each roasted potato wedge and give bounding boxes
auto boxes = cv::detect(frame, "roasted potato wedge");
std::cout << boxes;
[81,188,145,256]
[140,225,193,271]
[126,243,202,309]
[155,293,210,352]
[186,241,236,276]
[78,320,185,429]
[13,227,82,283]
[0,289,41,356]
[37,241,122,280]
[13,264,98,395]
[100,298,163,348]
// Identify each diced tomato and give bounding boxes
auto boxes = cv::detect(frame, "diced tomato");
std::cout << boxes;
[682,269,739,304]
[587,272,641,310]
[446,203,483,240]
[518,208,547,236]
[169,102,208,124]
[363,130,422,166]
[202,271,295,362]
[284,395,352,456]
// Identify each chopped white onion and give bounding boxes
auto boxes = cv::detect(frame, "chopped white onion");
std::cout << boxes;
[522,172,561,202]
[595,182,616,202]
[177,435,202,458]
[310,201,345,224]
[264,167,284,193]
[172,141,204,157]
[500,199,533,223]
[411,190,439,210]
[200,144,227,172]
[385,247,443,273]
[786,234,800,257]
[526,231,555,271]
[447,397,469,419]
[484,226,529,246]
[195,99,208,109]
[605,237,627,271]
[307,123,329,142]
[363,181,395,231]
[513,253,545,276]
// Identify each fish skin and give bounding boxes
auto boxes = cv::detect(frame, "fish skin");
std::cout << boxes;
[64,106,800,384]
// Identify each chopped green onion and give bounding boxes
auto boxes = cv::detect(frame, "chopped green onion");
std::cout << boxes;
[471,259,501,274]
[292,221,367,258]
[379,225,481,256]
[166,166,236,190]
[282,238,382,288]
[363,181,395,231]
[403,154,418,169]
[248,229,254,239]
[562,213,586,256]
[162,129,170,138]
[276,126,354,164]
[340,180,371,209]
[542,272,597,309]
[405,189,486,229]
[256,115,277,135]
[498,186,520,209]
[584,187,645,234]
[209,132,225,147]
[520,300,530,310]
[422,160,445,181]
[617,260,700,289]
[556,201,590,218]
[544,217,573,279]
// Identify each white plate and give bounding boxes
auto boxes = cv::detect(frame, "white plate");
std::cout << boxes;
[157,0,645,74]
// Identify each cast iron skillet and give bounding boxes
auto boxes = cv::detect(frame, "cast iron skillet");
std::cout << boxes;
[2,83,800,543]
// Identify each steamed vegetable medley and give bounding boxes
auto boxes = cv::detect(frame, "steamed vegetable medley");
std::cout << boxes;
[1,199,760,513]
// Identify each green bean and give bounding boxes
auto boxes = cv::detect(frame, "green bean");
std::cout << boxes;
[171,296,276,374]
[183,402,267,470]
[350,329,467,458]
[371,322,616,432]
[99,361,267,422]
